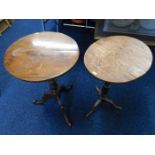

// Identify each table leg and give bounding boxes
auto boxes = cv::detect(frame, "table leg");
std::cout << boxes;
[56,96,72,127]
[32,92,53,105]
[33,79,72,127]
[85,99,102,117]
[102,96,122,110]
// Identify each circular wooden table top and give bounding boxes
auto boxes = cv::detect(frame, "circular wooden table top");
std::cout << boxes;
[84,36,153,83]
[4,32,79,82]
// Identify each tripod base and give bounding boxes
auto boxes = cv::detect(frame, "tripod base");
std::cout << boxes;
[86,83,122,117]
[33,79,72,127]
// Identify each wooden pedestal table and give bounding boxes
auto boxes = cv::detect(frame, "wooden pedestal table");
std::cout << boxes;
[4,32,79,127]
[84,35,153,117]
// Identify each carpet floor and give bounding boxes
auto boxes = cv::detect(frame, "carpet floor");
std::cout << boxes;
[0,19,155,134]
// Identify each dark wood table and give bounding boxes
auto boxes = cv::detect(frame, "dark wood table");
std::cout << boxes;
[4,32,79,127]
[84,35,153,117]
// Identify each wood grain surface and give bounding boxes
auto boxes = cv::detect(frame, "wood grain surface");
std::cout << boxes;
[4,32,79,82]
[84,35,153,83]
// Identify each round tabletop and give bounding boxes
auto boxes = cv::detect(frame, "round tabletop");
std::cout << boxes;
[4,32,79,82]
[84,36,153,83]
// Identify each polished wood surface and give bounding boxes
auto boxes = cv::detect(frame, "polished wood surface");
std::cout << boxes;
[84,36,153,83]
[4,32,79,82]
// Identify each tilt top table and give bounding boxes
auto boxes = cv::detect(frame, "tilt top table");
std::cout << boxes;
[4,32,79,127]
[84,35,153,117]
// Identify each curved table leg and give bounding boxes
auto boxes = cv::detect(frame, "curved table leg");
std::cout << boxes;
[33,92,53,105]
[58,85,73,93]
[102,96,122,110]
[56,96,72,127]
[86,99,102,117]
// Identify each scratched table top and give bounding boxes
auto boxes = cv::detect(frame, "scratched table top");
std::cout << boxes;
[84,35,153,83]
[4,32,79,82]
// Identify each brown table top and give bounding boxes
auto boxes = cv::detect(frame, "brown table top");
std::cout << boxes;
[4,32,79,82]
[84,35,153,83]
